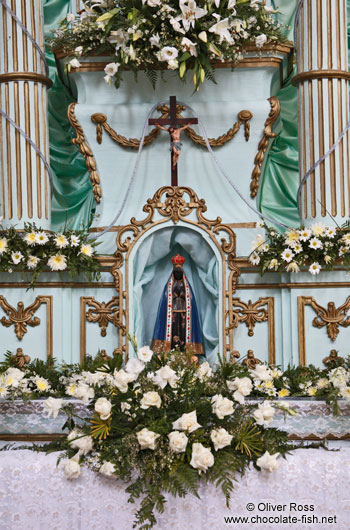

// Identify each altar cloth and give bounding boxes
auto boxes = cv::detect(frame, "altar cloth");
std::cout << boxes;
[0,448,349,530]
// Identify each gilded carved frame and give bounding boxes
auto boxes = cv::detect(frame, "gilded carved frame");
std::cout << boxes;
[108,186,237,359]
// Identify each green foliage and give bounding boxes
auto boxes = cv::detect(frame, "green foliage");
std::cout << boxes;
[49,0,285,91]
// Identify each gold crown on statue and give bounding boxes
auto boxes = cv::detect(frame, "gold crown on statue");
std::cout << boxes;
[171,254,185,267]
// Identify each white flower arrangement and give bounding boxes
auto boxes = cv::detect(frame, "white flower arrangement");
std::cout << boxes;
[250,221,350,274]
[2,348,346,528]
[0,223,100,287]
[51,0,285,91]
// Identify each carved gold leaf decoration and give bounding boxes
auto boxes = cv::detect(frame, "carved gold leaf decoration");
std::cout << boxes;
[114,186,236,257]
[91,106,253,149]
[304,296,350,341]
[68,103,102,203]
[0,296,44,340]
[84,297,122,337]
[231,298,269,336]
[250,96,280,198]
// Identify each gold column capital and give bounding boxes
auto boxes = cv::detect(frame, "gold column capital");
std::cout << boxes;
[0,72,53,87]
[292,69,350,86]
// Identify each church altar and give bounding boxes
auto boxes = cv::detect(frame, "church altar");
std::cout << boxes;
[1,0,350,528]
[0,448,349,530]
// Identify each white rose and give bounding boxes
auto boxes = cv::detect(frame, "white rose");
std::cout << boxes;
[210,428,233,451]
[43,397,64,419]
[64,459,81,479]
[256,34,267,48]
[211,394,234,419]
[137,346,153,362]
[113,369,136,393]
[168,431,188,453]
[66,13,75,23]
[67,430,94,455]
[125,358,145,376]
[152,365,179,389]
[196,361,213,381]
[69,58,81,68]
[190,443,214,472]
[172,410,201,433]
[95,397,112,420]
[253,400,275,426]
[75,46,83,55]
[104,62,120,77]
[140,391,162,410]
[249,364,272,382]
[99,461,116,477]
[257,451,280,472]
[137,428,160,450]
[160,46,178,62]
[227,377,252,404]
[74,383,94,403]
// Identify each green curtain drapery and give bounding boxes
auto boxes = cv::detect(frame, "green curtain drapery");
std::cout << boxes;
[44,0,95,231]
[258,0,300,230]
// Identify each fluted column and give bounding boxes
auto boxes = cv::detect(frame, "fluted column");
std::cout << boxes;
[293,0,350,223]
[0,0,52,228]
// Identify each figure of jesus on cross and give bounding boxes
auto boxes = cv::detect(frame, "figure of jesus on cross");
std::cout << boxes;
[149,96,198,186]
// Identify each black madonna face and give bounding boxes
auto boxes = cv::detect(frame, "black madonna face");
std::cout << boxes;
[173,268,183,280]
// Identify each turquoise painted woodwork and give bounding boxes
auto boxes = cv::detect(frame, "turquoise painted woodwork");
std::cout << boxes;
[67,49,291,257]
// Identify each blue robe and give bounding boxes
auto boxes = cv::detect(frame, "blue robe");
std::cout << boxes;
[151,273,204,356]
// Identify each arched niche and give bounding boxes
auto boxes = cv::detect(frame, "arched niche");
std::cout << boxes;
[127,222,223,364]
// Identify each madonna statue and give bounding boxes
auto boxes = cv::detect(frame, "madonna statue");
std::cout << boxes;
[151,254,204,357]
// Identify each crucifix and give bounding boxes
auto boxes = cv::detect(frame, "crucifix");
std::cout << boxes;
[148,96,198,186]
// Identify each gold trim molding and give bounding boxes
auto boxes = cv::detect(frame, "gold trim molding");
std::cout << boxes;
[115,186,236,255]
[291,69,350,86]
[80,296,126,362]
[0,72,53,87]
[91,106,253,150]
[0,295,53,358]
[231,298,270,336]
[226,296,275,364]
[67,103,102,203]
[84,296,122,337]
[250,97,281,198]
[298,295,350,365]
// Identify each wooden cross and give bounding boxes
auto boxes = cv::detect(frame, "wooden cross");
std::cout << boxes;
[149,95,198,186]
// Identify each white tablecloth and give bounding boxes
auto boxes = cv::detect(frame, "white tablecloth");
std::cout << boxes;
[0,448,349,530]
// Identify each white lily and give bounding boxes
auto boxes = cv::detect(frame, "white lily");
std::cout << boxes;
[181,37,197,57]
[179,0,207,32]
[209,17,233,44]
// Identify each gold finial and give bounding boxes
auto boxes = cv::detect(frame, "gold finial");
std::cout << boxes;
[323,349,344,368]
[230,350,240,363]
[99,349,111,362]
[242,350,262,370]
[12,347,31,369]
